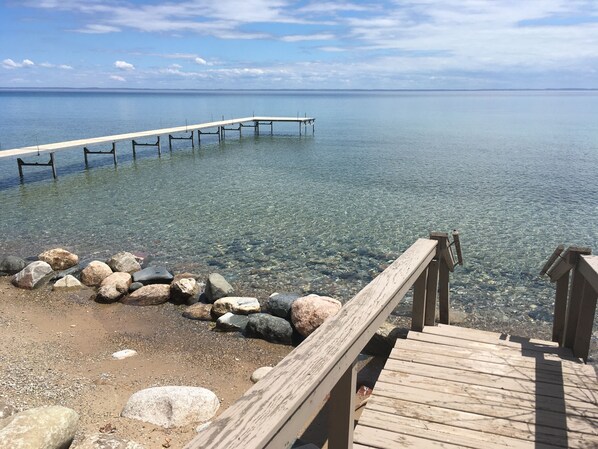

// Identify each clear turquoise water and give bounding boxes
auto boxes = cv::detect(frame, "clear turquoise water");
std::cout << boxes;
[1,90,597,329]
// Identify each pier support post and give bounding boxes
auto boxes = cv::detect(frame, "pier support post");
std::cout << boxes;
[83,142,117,168]
[168,132,194,151]
[132,137,161,159]
[17,153,57,180]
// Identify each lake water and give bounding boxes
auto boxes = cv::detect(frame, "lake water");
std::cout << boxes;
[1,89,597,332]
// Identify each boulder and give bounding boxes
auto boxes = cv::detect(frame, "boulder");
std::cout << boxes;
[182,303,213,321]
[215,312,248,332]
[205,273,233,302]
[80,261,113,287]
[121,386,219,428]
[170,277,200,305]
[96,272,132,303]
[121,284,170,306]
[291,294,342,337]
[131,267,173,285]
[38,248,79,271]
[12,261,53,289]
[106,252,141,274]
[362,322,403,356]
[53,275,83,290]
[250,367,273,384]
[129,282,143,293]
[0,405,78,449]
[0,256,27,275]
[266,292,301,319]
[212,297,260,317]
[73,433,145,449]
[246,313,293,344]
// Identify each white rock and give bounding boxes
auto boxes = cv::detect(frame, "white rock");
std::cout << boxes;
[53,275,83,290]
[250,366,273,383]
[112,349,138,360]
[121,386,220,428]
[212,297,261,317]
[195,421,211,433]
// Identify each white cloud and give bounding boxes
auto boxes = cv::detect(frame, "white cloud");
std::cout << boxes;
[281,33,335,42]
[75,24,121,34]
[59,64,73,70]
[39,62,74,69]
[169,63,182,69]
[2,58,35,69]
[114,60,135,71]
[194,57,207,65]
[110,75,126,82]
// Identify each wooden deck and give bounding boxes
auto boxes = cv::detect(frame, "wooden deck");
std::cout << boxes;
[354,324,598,449]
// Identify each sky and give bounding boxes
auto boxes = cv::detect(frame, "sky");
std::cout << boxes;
[1,0,598,90]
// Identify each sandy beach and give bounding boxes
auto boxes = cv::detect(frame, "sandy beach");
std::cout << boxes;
[0,277,291,448]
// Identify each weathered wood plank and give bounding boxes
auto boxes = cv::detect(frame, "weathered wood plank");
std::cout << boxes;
[552,271,570,344]
[381,358,598,403]
[572,278,598,361]
[424,259,439,326]
[579,254,598,294]
[371,381,598,435]
[431,324,561,347]
[184,238,437,449]
[366,395,598,448]
[541,244,564,275]
[390,337,596,377]
[410,268,427,331]
[358,407,546,449]
[388,347,598,390]
[354,424,465,449]
[375,375,598,418]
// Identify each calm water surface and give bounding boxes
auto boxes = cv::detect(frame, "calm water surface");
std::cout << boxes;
[1,90,597,333]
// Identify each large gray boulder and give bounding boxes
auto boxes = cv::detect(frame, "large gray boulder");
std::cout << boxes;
[121,284,171,306]
[205,273,234,302]
[212,297,260,317]
[0,405,78,449]
[38,248,79,271]
[121,386,219,428]
[246,313,293,345]
[72,434,145,449]
[291,294,342,337]
[266,292,301,319]
[80,261,113,287]
[106,252,141,274]
[0,256,27,275]
[132,267,173,285]
[12,261,53,289]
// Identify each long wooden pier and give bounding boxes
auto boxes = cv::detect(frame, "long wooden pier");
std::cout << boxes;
[0,116,315,180]
[183,233,597,449]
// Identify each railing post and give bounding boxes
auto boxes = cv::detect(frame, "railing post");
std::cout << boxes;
[552,271,570,344]
[426,232,450,326]
[411,268,428,331]
[572,278,597,361]
[563,248,592,349]
[328,363,356,449]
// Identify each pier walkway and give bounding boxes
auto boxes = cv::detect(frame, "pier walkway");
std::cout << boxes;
[183,233,597,449]
[0,116,314,180]
[354,324,598,448]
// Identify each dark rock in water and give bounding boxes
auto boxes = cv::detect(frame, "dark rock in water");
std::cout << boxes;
[266,293,301,320]
[129,282,144,292]
[0,256,27,275]
[246,313,293,345]
[132,267,174,285]
[215,313,248,332]
[527,308,552,322]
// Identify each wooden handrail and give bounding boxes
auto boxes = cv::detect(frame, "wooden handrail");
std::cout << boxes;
[542,246,597,361]
[184,238,437,449]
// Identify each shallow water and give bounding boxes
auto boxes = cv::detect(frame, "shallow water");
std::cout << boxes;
[1,89,597,332]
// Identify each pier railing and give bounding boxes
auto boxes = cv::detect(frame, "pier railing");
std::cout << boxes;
[184,235,460,449]
[542,245,598,361]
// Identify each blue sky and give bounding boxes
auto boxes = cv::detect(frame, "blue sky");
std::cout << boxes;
[1,0,598,89]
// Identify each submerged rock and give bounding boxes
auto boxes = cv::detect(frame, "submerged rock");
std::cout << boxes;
[12,261,53,289]
[121,386,219,428]
[38,248,79,271]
